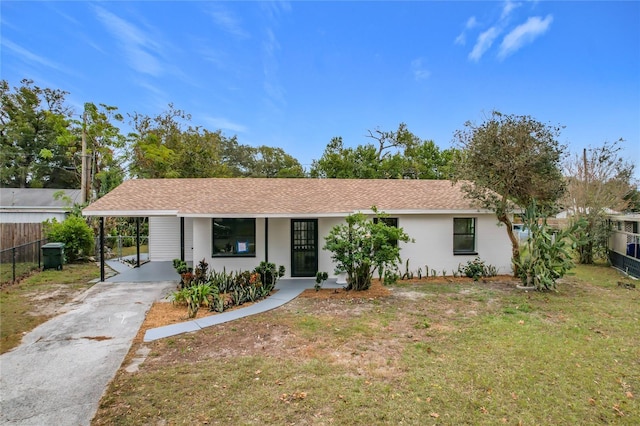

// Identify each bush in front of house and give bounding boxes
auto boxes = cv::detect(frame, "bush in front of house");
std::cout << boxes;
[457,257,498,281]
[324,207,412,291]
[169,260,286,317]
[43,215,94,262]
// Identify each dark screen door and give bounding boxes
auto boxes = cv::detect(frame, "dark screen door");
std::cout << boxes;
[291,219,318,277]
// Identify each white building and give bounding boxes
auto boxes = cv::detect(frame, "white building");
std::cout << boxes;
[83,178,513,279]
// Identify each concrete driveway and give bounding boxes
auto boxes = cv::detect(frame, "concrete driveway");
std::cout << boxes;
[0,280,175,425]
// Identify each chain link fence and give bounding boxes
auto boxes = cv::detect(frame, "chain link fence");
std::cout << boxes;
[95,235,149,263]
[0,239,47,285]
[1,235,150,285]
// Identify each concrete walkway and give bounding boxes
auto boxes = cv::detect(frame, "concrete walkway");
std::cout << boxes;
[0,280,175,426]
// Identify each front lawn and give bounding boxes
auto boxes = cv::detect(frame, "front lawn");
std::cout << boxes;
[94,264,639,424]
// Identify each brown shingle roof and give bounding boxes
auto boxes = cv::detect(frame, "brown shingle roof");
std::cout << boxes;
[82,178,483,216]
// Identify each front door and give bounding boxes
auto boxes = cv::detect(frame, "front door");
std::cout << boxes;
[291,219,318,277]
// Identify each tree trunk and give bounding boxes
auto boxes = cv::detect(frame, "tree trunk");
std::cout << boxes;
[497,212,520,276]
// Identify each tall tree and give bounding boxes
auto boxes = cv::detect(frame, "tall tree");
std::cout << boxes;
[251,146,305,178]
[0,79,76,188]
[174,129,230,178]
[310,123,456,179]
[452,111,566,274]
[128,105,304,179]
[82,102,127,200]
[563,139,637,263]
[128,105,190,179]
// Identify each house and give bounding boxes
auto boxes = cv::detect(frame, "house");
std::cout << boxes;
[82,178,513,280]
[0,188,80,224]
[608,213,640,278]
[0,188,81,248]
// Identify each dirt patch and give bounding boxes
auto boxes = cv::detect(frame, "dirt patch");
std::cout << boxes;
[299,279,391,299]
[24,284,93,317]
[138,279,391,336]
[129,277,521,373]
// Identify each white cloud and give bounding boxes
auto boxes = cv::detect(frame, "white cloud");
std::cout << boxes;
[469,27,500,62]
[498,15,553,59]
[93,6,163,76]
[261,1,292,21]
[206,5,249,39]
[262,28,286,107]
[501,0,521,20]
[454,16,478,46]
[202,116,247,133]
[411,58,430,81]
[1,39,65,71]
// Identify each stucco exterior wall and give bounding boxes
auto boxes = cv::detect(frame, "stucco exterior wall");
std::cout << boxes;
[396,214,512,275]
[180,213,512,279]
[183,217,194,262]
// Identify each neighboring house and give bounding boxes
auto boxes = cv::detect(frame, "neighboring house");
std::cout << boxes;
[0,188,80,248]
[608,213,640,278]
[0,188,80,224]
[82,178,513,279]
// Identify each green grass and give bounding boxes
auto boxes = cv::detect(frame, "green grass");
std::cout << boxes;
[117,245,148,258]
[89,264,637,423]
[0,262,99,353]
[0,261,40,285]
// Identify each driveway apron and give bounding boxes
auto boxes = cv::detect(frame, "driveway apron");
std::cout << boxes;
[0,280,175,426]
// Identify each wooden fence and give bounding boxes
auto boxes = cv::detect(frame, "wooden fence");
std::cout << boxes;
[0,223,44,251]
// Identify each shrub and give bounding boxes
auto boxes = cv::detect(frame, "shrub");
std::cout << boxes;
[315,271,328,291]
[324,208,412,291]
[171,283,214,318]
[253,261,285,292]
[457,257,497,281]
[43,216,94,262]
[193,258,209,284]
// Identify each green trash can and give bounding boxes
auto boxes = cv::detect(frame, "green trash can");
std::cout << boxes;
[42,242,65,270]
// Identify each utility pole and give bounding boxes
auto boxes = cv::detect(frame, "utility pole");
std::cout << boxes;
[81,111,87,204]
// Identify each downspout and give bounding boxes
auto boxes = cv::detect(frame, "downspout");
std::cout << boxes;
[180,217,185,262]
[100,217,105,282]
[264,217,269,263]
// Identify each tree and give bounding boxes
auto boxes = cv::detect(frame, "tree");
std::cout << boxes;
[310,123,456,179]
[81,102,127,200]
[129,105,190,179]
[250,146,305,178]
[563,139,637,263]
[129,105,304,179]
[323,208,412,291]
[174,129,230,178]
[452,111,566,274]
[0,79,77,188]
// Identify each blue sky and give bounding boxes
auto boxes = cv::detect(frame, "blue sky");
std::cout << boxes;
[2,1,639,175]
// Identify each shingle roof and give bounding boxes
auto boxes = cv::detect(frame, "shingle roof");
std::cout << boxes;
[0,188,81,209]
[82,178,484,217]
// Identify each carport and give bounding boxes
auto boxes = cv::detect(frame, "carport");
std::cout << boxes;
[105,256,179,283]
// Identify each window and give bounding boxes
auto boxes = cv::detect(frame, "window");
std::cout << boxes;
[212,218,256,257]
[453,218,476,254]
[374,217,399,247]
